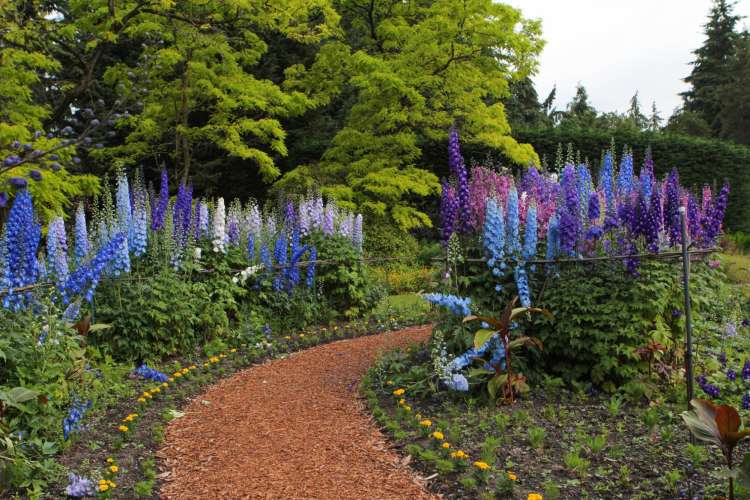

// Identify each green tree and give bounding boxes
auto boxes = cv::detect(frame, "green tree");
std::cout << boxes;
[626,91,648,130]
[665,109,713,138]
[648,101,663,132]
[718,35,750,144]
[505,76,548,129]
[681,0,741,133]
[558,83,597,130]
[277,0,544,230]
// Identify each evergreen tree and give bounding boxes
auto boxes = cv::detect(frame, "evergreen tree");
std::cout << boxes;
[558,84,597,129]
[681,0,741,133]
[648,101,663,132]
[718,35,750,144]
[626,91,648,130]
[505,76,547,129]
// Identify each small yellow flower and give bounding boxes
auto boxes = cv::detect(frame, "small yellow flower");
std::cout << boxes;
[450,450,467,459]
[99,479,107,485]
[507,471,517,481]
[210,356,220,363]
[137,397,146,403]
[334,326,338,331]
[190,365,197,370]
[386,380,394,386]
[299,333,305,337]
[528,494,543,500]
[162,382,169,388]
[118,425,128,432]
[168,377,175,382]
[432,431,444,440]
[152,387,161,393]
[442,442,451,449]
[230,348,237,353]
[109,465,119,473]
[419,419,432,427]
[181,367,189,374]
[284,336,291,340]
[173,372,182,378]
[392,388,405,396]
[203,362,209,367]
[106,457,114,464]
[108,480,116,488]
[99,484,109,492]
[472,461,490,471]
[415,413,422,419]
[219,353,226,358]
[398,398,406,406]
[403,405,411,412]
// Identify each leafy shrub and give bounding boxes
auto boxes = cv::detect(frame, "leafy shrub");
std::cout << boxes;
[310,233,386,317]
[363,219,419,259]
[372,264,437,294]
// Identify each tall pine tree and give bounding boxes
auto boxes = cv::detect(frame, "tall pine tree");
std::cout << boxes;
[681,0,741,134]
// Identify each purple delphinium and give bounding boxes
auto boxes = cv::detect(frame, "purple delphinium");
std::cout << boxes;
[727,369,737,382]
[702,182,730,246]
[47,216,69,290]
[440,181,458,245]
[172,183,193,249]
[686,194,702,242]
[323,202,336,236]
[743,361,750,381]
[63,233,127,302]
[743,392,750,410]
[646,185,663,253]
[663,169,681,246]
[273,232,287,292]
[247,233,255,262]
[151,169,169,231]
[65,473,95,497]
[448,128,470,232]
[306,247,317,287]
[353,214,363,251]
[598,152,615,213]
[559,165,580,256]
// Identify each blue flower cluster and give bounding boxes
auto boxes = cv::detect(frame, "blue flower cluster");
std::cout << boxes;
[74,203,89,266]
[64,233,127,303]
[306,247,317,288]
[63,399,92,440]
[483,198,505,274]
[1,189,41,310]
[422,293,472,317]
[696,374,720,398]
[65,473,94,497]
[443,333,507,392]
[134,364,169,383]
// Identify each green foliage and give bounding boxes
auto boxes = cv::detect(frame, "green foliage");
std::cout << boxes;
[276,0,543,229]
[531,259,725,391]
[310,232,385,317]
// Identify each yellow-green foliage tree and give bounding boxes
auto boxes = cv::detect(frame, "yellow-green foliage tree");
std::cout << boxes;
[277,0,544,230]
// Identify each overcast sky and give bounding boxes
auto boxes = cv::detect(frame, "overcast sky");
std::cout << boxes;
[506,0,750,117]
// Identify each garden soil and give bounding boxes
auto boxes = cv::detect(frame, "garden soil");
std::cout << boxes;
[160,325,436,500]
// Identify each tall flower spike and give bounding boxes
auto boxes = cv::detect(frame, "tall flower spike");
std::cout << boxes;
[306,247,317,287]
[483,198,505,275]
[523,204,538,261]
[47,216,69,290]
[448,128,470,232]
[151,169,169,231]
[74,203,89,266]
[212,198,226,253]
[353,214,363,251]
[440,181,458,245]
[506,186,520,254]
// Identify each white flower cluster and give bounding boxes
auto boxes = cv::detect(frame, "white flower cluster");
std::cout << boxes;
[232,265,263,284]
[430,328,452,382]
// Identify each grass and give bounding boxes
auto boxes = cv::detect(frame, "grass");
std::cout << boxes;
[372,293,430,318]
[719,253,750,284]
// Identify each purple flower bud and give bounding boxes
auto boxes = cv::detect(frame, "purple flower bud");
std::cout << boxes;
[73,157,81,164]
[8,177,27,188]
[29,170,42,181]
[11,140,20,149]
[0,192,6,207]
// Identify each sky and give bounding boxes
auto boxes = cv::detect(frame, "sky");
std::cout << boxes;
[506,0,750,117]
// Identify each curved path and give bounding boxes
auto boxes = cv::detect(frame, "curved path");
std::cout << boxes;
[160,325,435,500]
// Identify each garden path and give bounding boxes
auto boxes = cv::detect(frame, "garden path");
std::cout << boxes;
[160,325,435,500]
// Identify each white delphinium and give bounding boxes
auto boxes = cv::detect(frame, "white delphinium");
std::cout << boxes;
[212,198,226,253]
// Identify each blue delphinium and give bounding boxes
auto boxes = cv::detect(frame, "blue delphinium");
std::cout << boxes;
[63,399,92,440]
[514,265,531,307]
[74,203,89,266]
[130,185,149,257]
[483,198,505,274]
[260,242,272,269]
[523,204,538,261]
[664,168,682,246]
[64,233,126,303]
[2,189,41,310]
[506,186,520,254]
[306,247,317,287]
[115,171,131,236]
[134,364,169,383]
[247,233,255,262]
[273,233,287,292]
[422,293,472,317]
[111,233,130,277]
[65,473,95,497]
[151,168,169,231]
[743,392,750,411]
[545,214,560,261]
[47,216,69,290]
[599,151,615,213]
[617,152,634,195]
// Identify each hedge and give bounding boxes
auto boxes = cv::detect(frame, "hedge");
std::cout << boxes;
[421,129,750,233]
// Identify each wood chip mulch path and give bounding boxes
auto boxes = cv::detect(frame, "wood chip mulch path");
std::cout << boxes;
[160,325,437,500]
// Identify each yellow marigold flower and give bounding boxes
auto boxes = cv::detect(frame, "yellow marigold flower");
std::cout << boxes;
[108,481,116,488]
[106,457,114,464]
[99,484,109,492]
[219,353,226,358]
[398,398,406,406]
[386,380,394,386]
[203,363,209,368]
[442,442,451,449]
[333,326,338,331]
[403,405,412,412]
[181,367,189,374]
[432,431,444,440]
[168,377,175,382]
[152,387,161,393]
[230,348,237,353]
[450,450,467,459]
[99,479,107,484]
[392,388,405,396]
[473,461,490,471]
[109,465,119,473]
[118,425,128,432]
[210,356,220,363]
[190,365,197,370]
[162,382,169,388]
[507,471,517,481]
[173,372,182,378]
[123,415,133,423]
[528,494,543,500]
[419,419,432,427]
[137,397,146,404]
